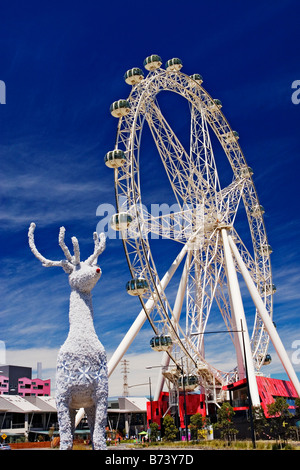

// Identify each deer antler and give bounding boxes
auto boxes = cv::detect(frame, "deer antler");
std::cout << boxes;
[28,223,74,273]
[29,223,106,271]
[58,226,73,263]
[71,236,80,265]
[86,232,106,265]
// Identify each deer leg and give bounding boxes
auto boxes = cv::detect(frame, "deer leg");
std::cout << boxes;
[91,394,107,450]
[56,397,75,450]
[84,405,95,449]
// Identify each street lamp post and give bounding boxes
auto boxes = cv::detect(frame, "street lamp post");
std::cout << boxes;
[148,377,152,423]
[180,358,189,442]
[128,378,153,422]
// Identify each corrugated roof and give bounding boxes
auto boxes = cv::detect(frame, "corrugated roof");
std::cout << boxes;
[118,396,147,411]
[0,395,148,414]
[0,395,41,413]
[24,396,57,412]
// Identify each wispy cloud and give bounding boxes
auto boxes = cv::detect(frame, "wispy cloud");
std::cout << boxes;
[0,160,113,230]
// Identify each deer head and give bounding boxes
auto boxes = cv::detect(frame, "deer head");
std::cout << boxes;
[28,223,106,293]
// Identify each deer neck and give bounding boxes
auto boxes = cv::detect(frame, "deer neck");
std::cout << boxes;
[68,289,96,338]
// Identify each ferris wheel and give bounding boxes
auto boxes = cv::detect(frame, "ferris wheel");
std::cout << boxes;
[104,55,300,406]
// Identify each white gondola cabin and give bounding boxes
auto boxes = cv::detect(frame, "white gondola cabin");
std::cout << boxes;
[104,149,126,168]
[190,73,203,84]
[209,99,222,112]
[110,212,133,231]
[238,166,254,178]
[124,68,144,85]
[150,335,172,351]
[110,99,131,118]
[143,54,162,71]
[259,244,273,255]
[178,375,198,391]
[263,354,272,365]
[223,130,239,144]
[165,58,183,72]
[250,204,265,217]
[126,278,149,296]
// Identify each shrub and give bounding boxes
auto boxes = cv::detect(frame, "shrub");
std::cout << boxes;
[163,414,178,441]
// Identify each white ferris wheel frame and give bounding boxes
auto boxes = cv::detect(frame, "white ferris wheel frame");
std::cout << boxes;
[106,63,300,405]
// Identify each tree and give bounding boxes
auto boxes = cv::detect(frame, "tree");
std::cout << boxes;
[214,402,238,444]
[295,397,300,419]
[190,413,205,441]
[251,405,268,439]
[267,396,293,445]
[163,414,178,441]
[149,422,159,442]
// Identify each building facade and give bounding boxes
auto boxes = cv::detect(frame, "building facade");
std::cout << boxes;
[147,376,299,431]
[0,365,50,397]
[147,391,206,430]
[224,376,299,417]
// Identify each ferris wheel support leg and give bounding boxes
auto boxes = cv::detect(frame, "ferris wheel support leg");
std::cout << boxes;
[221,228,261,407]
[154,250,192,401]
[228,235,300,398]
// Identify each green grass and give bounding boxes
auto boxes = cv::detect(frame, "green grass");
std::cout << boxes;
[131,439,300,450]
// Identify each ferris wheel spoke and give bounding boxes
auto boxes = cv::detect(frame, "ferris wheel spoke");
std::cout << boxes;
[130,205,204,244]
[145,99,213,206]
[187,234,225,352]
[129,178,247,243]
[217,178,245,226]
[139,238,223,375]
[125,230,204,369]
[189,103,221,197]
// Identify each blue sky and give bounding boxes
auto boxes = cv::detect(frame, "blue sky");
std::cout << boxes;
[1,0,300,397]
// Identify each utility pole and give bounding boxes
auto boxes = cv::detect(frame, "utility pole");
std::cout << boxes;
[121,359,129,397]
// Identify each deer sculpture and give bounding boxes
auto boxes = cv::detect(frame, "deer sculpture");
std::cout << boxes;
[28,222,108,450]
